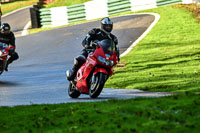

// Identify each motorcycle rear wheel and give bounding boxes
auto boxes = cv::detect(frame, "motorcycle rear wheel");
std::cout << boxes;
[89,72,107,98]
[68,82,81,98]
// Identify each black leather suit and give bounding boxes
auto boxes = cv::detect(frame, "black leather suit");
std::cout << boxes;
[67,28,120,81]
[81,28,120,60]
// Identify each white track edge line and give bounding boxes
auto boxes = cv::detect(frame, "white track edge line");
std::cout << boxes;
[21,21,31,36]
[120,13,160,57]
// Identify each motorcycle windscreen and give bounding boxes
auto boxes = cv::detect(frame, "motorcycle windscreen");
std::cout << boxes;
[98,39,115,55]
[0,42,8,50]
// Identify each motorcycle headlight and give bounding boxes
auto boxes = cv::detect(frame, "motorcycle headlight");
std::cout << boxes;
[98,56,106,64]
[98,56,114,66]
[0,51,2,56]
[108,60,114,66]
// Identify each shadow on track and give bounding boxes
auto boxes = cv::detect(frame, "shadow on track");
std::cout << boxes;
[0,81,20,87]
[71,97,115,100]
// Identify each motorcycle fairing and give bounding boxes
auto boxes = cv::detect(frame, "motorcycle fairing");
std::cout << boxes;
[75,41,118,94]
[76,55,97,94]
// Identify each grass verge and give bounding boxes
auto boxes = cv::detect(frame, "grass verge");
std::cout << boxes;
[43,0,91,8]
[0,93,200,132]
[1,0,38,15]
[105,4,200,93]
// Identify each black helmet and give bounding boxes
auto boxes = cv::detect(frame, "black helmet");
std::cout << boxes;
[1,23,11,34]
[101,17,113,33]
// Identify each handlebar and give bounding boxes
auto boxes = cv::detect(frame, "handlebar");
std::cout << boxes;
[0,43,8,49]
[92,42,100,48]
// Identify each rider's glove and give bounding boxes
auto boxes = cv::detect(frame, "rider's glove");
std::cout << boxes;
[9,48,15,55]
[85,44,90,49]
[8,45,15,55]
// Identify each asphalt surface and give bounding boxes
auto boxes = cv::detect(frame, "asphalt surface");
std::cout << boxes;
[0,11,170,106]
[1,6,32,37]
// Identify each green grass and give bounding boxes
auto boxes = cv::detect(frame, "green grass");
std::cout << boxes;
[0,93,200,133]
[43,0,91,8]
[105,5,200,93]
[1,0,38,15]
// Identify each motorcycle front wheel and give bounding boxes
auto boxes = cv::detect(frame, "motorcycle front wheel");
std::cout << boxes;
[89,72,107,98]
[68,82,81,98]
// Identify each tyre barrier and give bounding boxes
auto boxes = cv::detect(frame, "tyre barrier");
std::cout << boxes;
[32,0,193,28]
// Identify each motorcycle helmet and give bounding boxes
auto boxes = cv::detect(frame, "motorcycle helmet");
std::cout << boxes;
[101,17,113,34]
[1,23,11,34]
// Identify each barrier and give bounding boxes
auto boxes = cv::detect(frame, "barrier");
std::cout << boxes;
[157,0,182,6]
[85,0,108,20]
[108,0,131,15]
[39,3,86,27]
[67,4,86,23]
[39,8,51,27]
[37,0,193,28]
[130,0,157,12]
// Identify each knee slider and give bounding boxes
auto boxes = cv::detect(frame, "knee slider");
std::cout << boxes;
[14,52,19,60]
[12,52,19,60]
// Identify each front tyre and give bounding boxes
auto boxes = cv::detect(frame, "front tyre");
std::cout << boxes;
[89,73,107,98]
[68,82,80,98]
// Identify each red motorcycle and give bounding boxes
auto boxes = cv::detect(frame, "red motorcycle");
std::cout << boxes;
[0,42,13,75]
[66,39,118,98]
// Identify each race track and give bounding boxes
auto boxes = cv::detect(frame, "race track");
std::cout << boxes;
[1,6,32,37]
[0,14,164,106]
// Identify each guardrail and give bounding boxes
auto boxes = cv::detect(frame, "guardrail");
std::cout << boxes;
[108,0,131,15]
[157,0,182,6]
[67,4,86,23]
[39,3,86,27]
[34,0,193,28]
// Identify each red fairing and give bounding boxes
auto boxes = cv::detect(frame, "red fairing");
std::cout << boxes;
[0,45,9,61]
[8,46,15,50]
[76,44,118,94]
[76,56,97,93]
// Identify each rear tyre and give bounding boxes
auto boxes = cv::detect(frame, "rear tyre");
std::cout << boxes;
[89,73,107,98]
[68,82,80,98]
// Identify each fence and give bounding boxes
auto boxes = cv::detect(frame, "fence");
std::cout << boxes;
[36,0,193,28]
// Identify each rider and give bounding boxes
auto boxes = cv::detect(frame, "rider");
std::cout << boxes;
[67,17,120,81]
[0,23,19,71]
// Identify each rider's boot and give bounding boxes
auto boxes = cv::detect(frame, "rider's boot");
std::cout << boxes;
[67,65,79,81]
[67,55,86,81]
[4,58,12,72]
